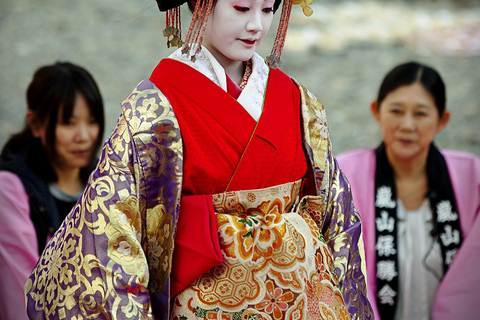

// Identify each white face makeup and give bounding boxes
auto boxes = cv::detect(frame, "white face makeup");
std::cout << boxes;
[202,0,275,69]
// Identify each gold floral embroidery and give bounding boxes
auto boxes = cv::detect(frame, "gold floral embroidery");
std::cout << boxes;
[106,197,146,277]
[172,180,350,319]
[25,81,182,319]
[218,199,287,263]
[146,203,174,294]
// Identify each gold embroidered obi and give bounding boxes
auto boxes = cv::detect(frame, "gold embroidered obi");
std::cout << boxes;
[171,180,351,320]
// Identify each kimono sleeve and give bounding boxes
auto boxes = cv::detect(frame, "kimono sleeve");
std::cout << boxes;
[0,171,36,320]
[25,80,183,320]
[297,83,373,320]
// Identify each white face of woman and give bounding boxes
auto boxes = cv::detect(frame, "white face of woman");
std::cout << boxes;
[371,82,450,162]
[33,93,100,173]
[202,0,275,68]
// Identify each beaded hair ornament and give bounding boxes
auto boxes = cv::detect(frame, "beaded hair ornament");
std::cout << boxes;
[156,0,313,68]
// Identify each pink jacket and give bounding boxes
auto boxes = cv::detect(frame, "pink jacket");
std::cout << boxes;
[0,171,38,320]
[337,148,480,320]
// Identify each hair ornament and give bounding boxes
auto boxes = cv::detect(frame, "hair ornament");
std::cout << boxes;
[156,0,314,68]
[163,6,183,48]
[293,0,313,17]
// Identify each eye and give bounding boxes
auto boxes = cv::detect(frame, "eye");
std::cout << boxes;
[263,7,274,13]
[234,5,249,12]
[59,118,74,126]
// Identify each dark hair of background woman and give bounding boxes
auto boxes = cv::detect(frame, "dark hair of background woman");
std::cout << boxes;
[1,61,105,183]
[376,61,446,116]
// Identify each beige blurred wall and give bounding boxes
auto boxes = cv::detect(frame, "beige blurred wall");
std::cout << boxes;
[1,0,479,156]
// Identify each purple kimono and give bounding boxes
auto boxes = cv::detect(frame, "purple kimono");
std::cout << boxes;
[24,71,372,319]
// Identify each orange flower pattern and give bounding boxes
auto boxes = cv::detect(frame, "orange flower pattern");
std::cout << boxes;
[256,280,295,319]
[171,180,351,320]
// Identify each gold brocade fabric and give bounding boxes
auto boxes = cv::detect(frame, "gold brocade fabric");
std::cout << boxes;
[24,80,184,319]
[170,180,351,320]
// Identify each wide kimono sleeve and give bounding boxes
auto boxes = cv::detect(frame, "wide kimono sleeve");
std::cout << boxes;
[25,80,183,320]
[296,82,373,319]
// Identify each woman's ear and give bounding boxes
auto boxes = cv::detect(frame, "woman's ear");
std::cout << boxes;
[26,110,43,138]
[437,109,451,133]
[370,100,380,123]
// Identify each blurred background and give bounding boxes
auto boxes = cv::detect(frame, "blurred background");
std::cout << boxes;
[1,0,479,156]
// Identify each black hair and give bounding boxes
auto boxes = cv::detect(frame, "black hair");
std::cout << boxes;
[377,61,446,116]
[1,61,105,183]
[185,0,282,14]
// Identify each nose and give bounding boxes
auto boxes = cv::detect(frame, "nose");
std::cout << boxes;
[74,123,90,142]
[400,114,415,131]
[246,11,263,32]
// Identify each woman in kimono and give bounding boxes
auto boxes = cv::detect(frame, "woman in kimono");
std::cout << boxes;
[25,1,372,319]
[0,61,104,320]
[337,61,480,320]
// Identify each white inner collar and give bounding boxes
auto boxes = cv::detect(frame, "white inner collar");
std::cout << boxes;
[168,46,269,121]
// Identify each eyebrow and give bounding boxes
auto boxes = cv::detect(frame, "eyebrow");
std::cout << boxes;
[388,102,432,109]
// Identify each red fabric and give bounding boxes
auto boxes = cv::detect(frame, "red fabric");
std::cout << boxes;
[224,67,307,192]
[150,59,307,296]
[170,195,223,297]
[225,74,242,99]
[151,59,307,194]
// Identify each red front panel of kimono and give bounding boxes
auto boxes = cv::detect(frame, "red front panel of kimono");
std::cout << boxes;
[150,59,307,195]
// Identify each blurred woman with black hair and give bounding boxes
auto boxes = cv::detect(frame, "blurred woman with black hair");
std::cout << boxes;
[0,61,104,319]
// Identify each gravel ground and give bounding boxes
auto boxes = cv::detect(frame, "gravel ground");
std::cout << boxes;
[1,0,479,157]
